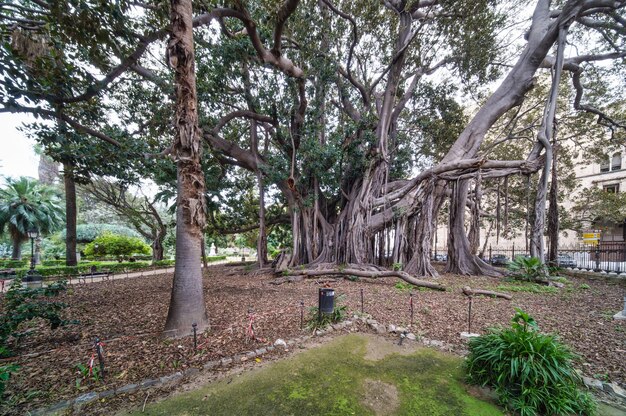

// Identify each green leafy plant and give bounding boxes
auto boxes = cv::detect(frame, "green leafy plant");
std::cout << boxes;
[507,256,547,282]
[306,294,347,331]
[394,282,413,291]
[392,262,402,271]
[75,363,101,388]
[466,308,595,416]
[83,232,151,258]
[0,364,18,397]
[0,277,73,357]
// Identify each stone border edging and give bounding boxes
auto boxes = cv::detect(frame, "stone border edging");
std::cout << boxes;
[30,314,625,415]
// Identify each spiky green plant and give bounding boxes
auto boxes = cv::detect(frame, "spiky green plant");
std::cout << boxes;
[0,177,64,260]
[507,256,547,282]
[466,309,595,416]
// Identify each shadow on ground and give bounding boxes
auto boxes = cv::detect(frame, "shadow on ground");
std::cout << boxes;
[129,334,503,416]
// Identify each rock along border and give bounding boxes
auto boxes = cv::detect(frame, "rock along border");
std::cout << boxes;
[31,314,624,414]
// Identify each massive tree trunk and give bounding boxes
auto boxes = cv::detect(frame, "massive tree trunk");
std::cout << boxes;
[64,163,78,266]
[164,0,209,337]
[445,180,502,277]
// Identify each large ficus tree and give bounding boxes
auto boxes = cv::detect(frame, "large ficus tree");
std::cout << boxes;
[2,0,625,335]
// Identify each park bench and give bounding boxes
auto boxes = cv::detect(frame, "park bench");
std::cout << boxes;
[77,267,112,284]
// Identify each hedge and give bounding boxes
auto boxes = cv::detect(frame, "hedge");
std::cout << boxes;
[203,255,227,263]
[0,259,29,269]
[11,261,153,278]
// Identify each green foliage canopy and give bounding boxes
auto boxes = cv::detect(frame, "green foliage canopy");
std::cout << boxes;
[83,233,151,257]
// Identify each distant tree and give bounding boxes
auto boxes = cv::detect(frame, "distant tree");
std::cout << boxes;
[80,179,169,261]
[0,177,64,259]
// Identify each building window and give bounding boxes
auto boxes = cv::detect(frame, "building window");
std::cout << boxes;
[611,153,622,171]
[604,184,619,193]
[600,159,610,172]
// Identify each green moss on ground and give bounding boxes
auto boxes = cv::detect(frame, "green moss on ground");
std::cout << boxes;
[132,334,503,416]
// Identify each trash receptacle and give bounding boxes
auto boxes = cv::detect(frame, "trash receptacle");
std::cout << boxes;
[318,288,335,316]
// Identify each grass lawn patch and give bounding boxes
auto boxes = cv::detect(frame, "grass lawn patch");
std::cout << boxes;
[133,334,503,416]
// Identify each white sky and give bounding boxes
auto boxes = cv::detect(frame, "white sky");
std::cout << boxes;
[0,113,39,180]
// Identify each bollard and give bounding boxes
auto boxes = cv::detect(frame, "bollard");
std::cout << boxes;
[300,300,304,329]
[318,288,335,321]
[192,322,198,350]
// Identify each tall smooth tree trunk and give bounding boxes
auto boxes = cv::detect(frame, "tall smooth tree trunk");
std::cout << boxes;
[251,120,268,267]
[530,26,568,261]
[257,175,268,266]
[547,141,559,264]
[11,235,22,260]
[164,0,209,337]
[64,163,78,266]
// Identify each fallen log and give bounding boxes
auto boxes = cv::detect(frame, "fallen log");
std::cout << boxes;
[281,268,446,291]
[462,286,512,300]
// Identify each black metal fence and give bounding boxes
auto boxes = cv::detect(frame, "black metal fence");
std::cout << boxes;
[432,243,626,274]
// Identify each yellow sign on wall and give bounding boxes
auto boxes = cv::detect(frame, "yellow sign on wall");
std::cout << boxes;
[582,233,600,239]
[582,231,600,245]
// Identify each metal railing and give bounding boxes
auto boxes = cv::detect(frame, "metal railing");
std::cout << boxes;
[432,242,626,274]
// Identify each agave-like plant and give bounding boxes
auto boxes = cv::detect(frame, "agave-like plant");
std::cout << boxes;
[507,255,547,282]
[0,177,64,259]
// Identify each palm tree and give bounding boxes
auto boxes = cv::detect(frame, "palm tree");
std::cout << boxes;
[0,177,64,259]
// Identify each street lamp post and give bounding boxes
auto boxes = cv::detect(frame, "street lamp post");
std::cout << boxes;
[24,227,42,286]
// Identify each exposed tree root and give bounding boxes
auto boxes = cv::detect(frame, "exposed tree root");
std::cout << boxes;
[278,264,446,291]
[462,286,512,300]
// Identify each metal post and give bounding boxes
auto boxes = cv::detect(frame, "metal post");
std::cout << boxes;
[94,337,105,378]
[468,297,473,334]
[300,300,304,329]
[30,237,35,271]
[489,245,492,263]
[360,288,364,314]
[409,293,414,326]
[192,322,198,350]
[512,243,515,260]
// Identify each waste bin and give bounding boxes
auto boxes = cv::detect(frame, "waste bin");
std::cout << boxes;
[318,288,335,316]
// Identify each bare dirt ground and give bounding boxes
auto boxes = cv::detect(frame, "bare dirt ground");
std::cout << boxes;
[2,263,625,415]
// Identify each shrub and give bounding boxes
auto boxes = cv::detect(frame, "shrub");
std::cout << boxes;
[0,259,28,269]
[0,277,73,357]
[466,309,595,416]
[83,233,151,258]
[507,256,547,282]
[152,259,175,267]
